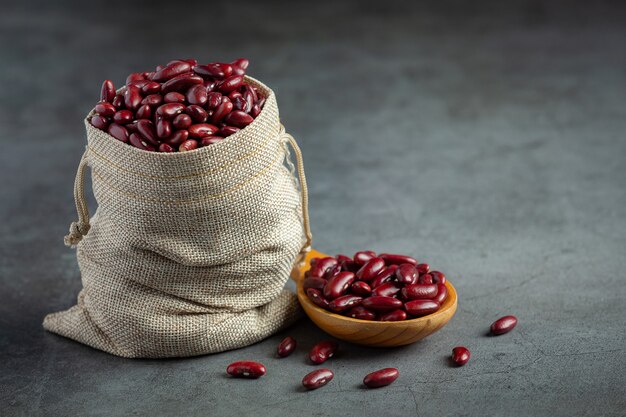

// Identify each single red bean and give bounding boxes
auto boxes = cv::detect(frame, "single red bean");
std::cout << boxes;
[401,284,439,300]
[161,74,204,94]
[324,264,342,280]
[302,368,334,390]
[277,336,297,358]
[172,114,192,129]
[329,295,363,312]
[135,104,152,120]
[206,92,222,109]
[107,123,129,143]
[309,341,338,364]
[372,282,402,298]
[336,254,352,264]
[125,120,139,133]
[95,101,116,117]
[210,101,234,125]
[370,265,398,288]
[348,306,376,321]
[395,263,418,285]
[224,110,254,128]
[356,257,386,281]
[142,94,163,107]
[156,119,172,139]
[242,90,254,113]
[490,315,518,335]
[90,115,109,130]
[379,253,418,266]
[303,277,327,291]
[188,123,219,138]
[141,81,161,94]
[231,58,250,70]
[156,103,185,119]
[452,346,470,366]
[179,139,198,152]
[193,63,226,78]
[405,299,441,317]
[257,95,266,108]
[165,129,189,146]
[232,95,248,112]
[419,274,434,285]
[129,133,155,151]
[416,263,430,275]
[112,94,125,109]
[164,92,185,103]
[306,288,331,310]
[185,84,208,106]
[128,79,150,90]
[362,296,403,312]
[136,120,159,146]
[430,271,446,284]
[218,63,233,78]
[113,110,134,124]
[220,125,240,137]
[354,250,376,265]
[350,281,372,297]
[250,103,261,118]
[226,361,266,378]
[185,105,209,123]
[324,271,355,300]
[124,85,142,110]
[363,368,399,388]
[228,91,243,101]
[379,309,407,322]
[126,72,145,85]
[151,60,192,82]
[218,75,244,93]
[309,257,338,278]
[201,136,224,146]
[100,80,115,102]
[433,283,448,305]
[158,143,175,153]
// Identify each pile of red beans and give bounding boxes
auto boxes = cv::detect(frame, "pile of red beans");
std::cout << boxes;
[90,58,264,152]
[304,251,448,321]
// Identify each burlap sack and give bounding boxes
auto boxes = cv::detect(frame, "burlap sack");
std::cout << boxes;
[43,77,312,358]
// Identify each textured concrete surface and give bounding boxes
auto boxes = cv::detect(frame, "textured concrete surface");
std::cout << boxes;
[1,1,625,416]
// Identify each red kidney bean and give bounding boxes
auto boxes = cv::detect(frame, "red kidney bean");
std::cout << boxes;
[158,143,175,153]
[356,257,386,281]
[452,346,470,366]
[324,264,342,280]
[348,306,376,320]
[302,368,334,390]
[185,105,208,123]
[277,336,297,358]
[490,315,518,335]
[232,95,248,112]
[430,271,446,284]
[371,282,402,298]
[218,75,244,93]
[128,79,151,90]
[370,265,398,288]
[107,123,129,143]
[220,126,240,137]
[306,288,331,310]
[136,120,159,146]
[379,309,407,321]
[156,119,172,139]
[224,110,254,128]
[90,115,109,130]
[242,90,254,112]
[129,132,155,151]
[303,277,327,291]
[206,92,222,109]
[112,94,124,109]
[432,283,448,305]
[126,72,145,85]
[135,104,152,120]
[193,63,226,78]
[309,257,338,278]
[188,123,219,138]
[126,120,139,133]
[379,253,417,266]
[395,263,418,285]
[257,95,266,108]
[113,110,134,124]
[232,58,250,70]
[416,263,430,275]
[354,251,376,265]
[329,295,363,312]
[201,136,224,146]
[226,361,266,378]
[249,103,260,118]
[335,254,352,264]
[141,81,161,94]
[228,91,243,101]
[142,94,163,107]
[184,84,207,106]
[172,114,192,129]
[350,281,372,297]
[95,102,116,117]
[362,296,403,312]
[309,340,338,364]
[323,271,355,300]
[179,139,198,152]
[100,80,115,102]
[124,85,142,110]
[165,129,188,146]
[161,74,203,94]
[405,299,440,317]
[363,368,399,388]
[151,61,192,82]
[419,273,434,285]
[401,284,438,300]
[219,63,234,77]
[164,92,185,103]
[156,103,185,119]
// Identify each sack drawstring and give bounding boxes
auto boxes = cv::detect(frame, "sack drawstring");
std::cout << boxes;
[280,125,313,257]
[64,149,91,247]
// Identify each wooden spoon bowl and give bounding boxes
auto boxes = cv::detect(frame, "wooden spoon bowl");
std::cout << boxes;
[292,249,458,347]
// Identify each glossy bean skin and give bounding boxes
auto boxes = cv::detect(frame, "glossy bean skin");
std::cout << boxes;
[277,336,297,358]
[135,104,152,119]
[401,284,439,300]
[124,85,142,110]
[95,102,116,117]
[136,120,159,146]
[185,105,208,123]
[179,139,198,152]
[430,271,446,284]
[306,288,331,310]
[347,306,376,321]
[126,72,145,85]
[164,92,185,103]
[100,80,115,102]
[224,110,254,128]
[211,101,234,123]
[172,114,192,129]
[370,265,398,288]
[250,104,261,118]
[335,254,352,264]
[309,340,338,364]
[218,75,244,93]
[165,129,189,146]
[362,296,403,312]
[161,74,203,94]
[107,123,129,143]
[490,315,518,335]
[404,299,440,317]
[395,263,418,285]
[151,60,192,82]
[350,281,372,297]
[302,369,334,390]
[142,94,163,107]
[323,271,355,300]
[379,309,407,322]
[112,94,124,109]
[188,123,219,138]
[226,361,266,378]
[156,119,172,139]
[156,103,186,119]
[141,81,161,94]
[371,282,402,298]
[452,346,470,366]
[113,110,134,124]
[419,274,434,285]
[354,250,376,265]
[186,84,208,105]
[220,126,240,137]
[193,63,226,78]
[90,115,109,130]
[303,277,327,291]
[158,143,175,153]
[433,283,448,305]
[363,368,399,388]
[356,257,386,281]
[129,133,155,151]
[379,253,417,266]
[329,295,363,312]
[201,136,224,146]
[206,92,223,109]
[232,58,250,70]
[416,263,430,275]
[309,257,338,279]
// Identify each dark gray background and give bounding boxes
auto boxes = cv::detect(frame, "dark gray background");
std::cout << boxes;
[1,1,625,416]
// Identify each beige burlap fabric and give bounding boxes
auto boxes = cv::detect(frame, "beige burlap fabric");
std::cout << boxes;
[43,77,312,358]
